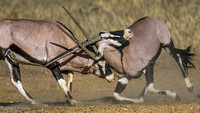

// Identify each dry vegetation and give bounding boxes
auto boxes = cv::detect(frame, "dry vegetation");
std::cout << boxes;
[0,0,199,49]
[0,0,199,112]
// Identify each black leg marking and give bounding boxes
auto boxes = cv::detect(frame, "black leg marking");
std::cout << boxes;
[12,63,34,100]
[143,61,179,99]
[4,57,37,104]
[159,91,167,95]
[97,64,105,78]
[69,82,72,92]
[67,91,73,99]
[113,77,144,103]
[165,41,188,78]
[50,64,74,100]
[145,61,154,84]
[12,64,21,82]
[114,82,127,94]
[165,41,194,91]
[139,61,154,98]
[50,63,63,81]
[105,63,112,75]
[67,72,73,93]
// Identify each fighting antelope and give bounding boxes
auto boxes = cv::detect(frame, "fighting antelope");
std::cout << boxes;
[0,16,133,105]
[95,16,195,103]
[95,29,133,60]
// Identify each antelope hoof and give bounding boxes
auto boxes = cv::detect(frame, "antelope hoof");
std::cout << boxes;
[188,86,194,92]
[31,100,40,105]
[66,99,80,106]
[132,97,144,104]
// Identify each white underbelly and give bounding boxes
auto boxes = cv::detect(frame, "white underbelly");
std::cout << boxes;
[6,50,44,66]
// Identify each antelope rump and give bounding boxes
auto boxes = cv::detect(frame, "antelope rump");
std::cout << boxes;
[97,16,195,103]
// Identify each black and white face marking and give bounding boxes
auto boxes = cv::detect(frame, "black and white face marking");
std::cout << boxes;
[99,28,133,40]
[100,28,133,49]
[99,28,133,45]
[99,31,124,47]
[95,29,133,60]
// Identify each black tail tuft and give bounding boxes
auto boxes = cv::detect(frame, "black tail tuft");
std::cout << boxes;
[175,46,195,71]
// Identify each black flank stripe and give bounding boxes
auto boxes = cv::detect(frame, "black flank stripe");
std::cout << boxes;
[9,44,44,65]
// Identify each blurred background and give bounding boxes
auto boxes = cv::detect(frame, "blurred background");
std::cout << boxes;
[0,0,199,75]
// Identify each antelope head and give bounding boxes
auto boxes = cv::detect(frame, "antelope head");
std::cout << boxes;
[60,6,133,60]
[94,28,133,60]
[48,6,133,82]
[99,28,133,46]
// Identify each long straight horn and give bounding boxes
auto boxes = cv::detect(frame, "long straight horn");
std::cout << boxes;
[62,6,98,54]
[62,6,90,40]
[45,35,101,67]
[57,24,96,59]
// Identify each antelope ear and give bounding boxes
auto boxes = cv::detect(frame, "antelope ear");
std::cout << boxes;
[123,29,133,40]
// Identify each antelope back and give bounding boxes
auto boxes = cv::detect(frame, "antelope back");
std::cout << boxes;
[102,16,171,76]
[0,19,76,64]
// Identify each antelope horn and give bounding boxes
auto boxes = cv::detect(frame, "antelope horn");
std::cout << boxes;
[45,35,101,67]
[62,6,98,54]
[62,6,90,39]
[57,25,96,59]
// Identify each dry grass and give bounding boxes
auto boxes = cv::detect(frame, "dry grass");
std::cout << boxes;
[0,0,199,74]
[0,0,199,48]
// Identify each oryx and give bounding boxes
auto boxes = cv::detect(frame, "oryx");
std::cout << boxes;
[0,17,133,105]
[95,16,195,103]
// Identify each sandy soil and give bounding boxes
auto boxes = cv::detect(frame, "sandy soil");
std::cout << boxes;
[0,54,200,112]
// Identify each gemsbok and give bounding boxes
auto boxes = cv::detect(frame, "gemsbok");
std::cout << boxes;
[0,14,133,105]
[95,16,195,103]
[50,7,195,103]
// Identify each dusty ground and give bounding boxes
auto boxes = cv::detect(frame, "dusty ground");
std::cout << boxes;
[0,0,199,112]
[0,53,200,112]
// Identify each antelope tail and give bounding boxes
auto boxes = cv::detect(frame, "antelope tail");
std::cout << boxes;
[175,46,195,71]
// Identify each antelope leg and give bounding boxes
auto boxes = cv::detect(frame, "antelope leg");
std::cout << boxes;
[164,43,193,92]
[50,65,78,105]
[4,57,38,104]
[113,77,144,103]
[143,61,180,100]
[67,72,74,93]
